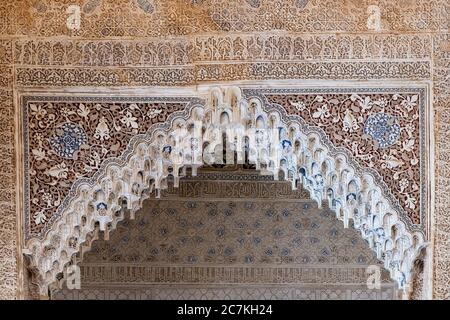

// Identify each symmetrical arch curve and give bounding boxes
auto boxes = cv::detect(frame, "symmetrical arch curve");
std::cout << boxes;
[24,86,426,297]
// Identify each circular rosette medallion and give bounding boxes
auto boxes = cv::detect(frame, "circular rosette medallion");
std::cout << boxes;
[49,122,88,159]
[364,113,400,149]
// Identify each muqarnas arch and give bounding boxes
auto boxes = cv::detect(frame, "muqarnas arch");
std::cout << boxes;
[22,86,429,297]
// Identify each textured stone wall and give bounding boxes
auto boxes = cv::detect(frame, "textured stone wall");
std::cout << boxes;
[0,0,448,299]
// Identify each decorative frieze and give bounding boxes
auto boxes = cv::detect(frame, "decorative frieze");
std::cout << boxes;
[16,67,196,87]
[13,39,194,67]
[77,265,391,285]
[11,34,432,67]
[193,34,432,62]
[52,285,397,300]
[161,179,310,199]
[195,61,431,82]
[15,61,432,87]
[0,64,16,300]
[1,0,448,37]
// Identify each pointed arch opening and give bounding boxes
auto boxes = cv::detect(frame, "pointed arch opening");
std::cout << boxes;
[23,87,426,298]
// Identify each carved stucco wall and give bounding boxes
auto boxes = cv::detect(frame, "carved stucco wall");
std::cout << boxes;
[20,86,429,296]
[22,88,428,240]
[52,172,398,300]
[0,0,448,299]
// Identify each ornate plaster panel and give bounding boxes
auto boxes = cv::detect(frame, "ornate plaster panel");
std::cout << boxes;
[433,33,450,300]
[22,96,194,238]
[20,86,428,297]
[1,0,448,37]
[257,88,428,228]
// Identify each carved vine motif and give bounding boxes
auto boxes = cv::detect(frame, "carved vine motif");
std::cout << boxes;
[265,92,422,224]
[3,0,448,37]
[26,100,187,237]
[23,87,426,296]
[24,90,425,239]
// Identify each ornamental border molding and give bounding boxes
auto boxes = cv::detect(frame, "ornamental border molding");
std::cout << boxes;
[21,95,203,240]
[22,86,429,297]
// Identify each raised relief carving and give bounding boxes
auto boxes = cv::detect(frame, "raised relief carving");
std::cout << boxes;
[23,87,427,297]
[367,5,382,31]
[0,0,445,301]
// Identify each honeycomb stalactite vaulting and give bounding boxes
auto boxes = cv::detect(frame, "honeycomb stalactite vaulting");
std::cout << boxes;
[23,87,426,297]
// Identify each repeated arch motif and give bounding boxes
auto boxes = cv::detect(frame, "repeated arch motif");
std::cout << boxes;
[24,86,426,297]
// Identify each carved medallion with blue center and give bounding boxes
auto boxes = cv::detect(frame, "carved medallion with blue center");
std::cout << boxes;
[49,123,88,159]
[364,113,400,148]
